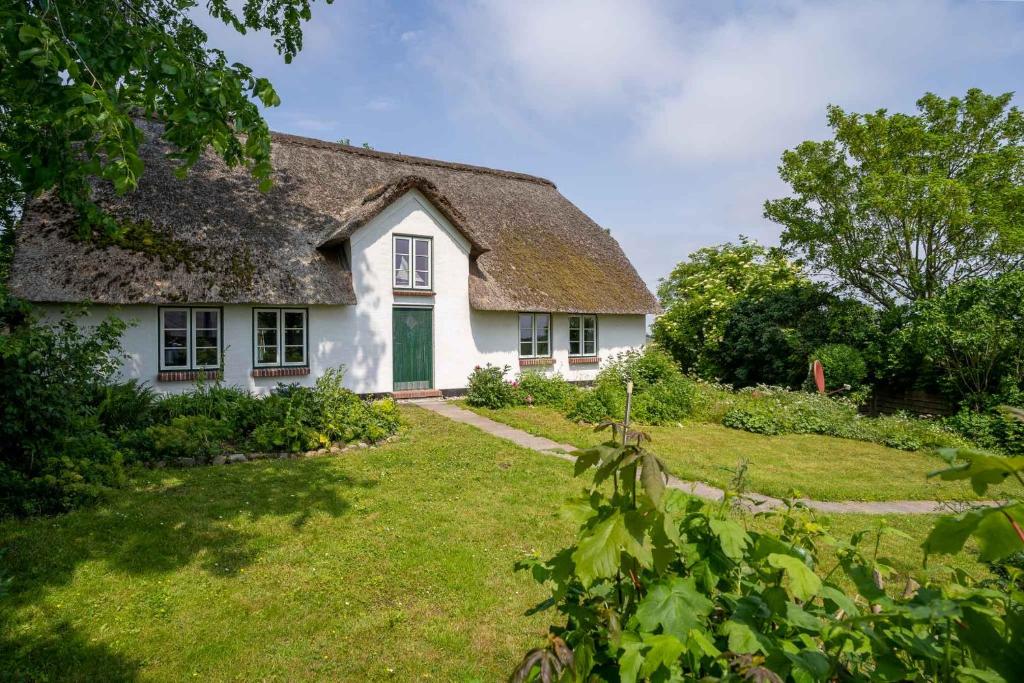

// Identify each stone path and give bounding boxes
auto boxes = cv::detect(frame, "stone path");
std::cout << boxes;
[414,398,993,516]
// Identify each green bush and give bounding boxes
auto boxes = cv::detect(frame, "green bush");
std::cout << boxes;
[146,415,234,462]
[466,364,516,409]
[93,380,158,434]
[631,375,696,425]
[946,404,1024,455]
[0,299,129,516]
[516,371,575,408]
[720,387,966,451]
[565,389,612,423]
[809,343,867,391]
[512,423,1024,682]
[588,348,697,425]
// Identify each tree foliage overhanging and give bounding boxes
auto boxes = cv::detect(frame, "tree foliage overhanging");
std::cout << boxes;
[764,89,1024,309]
[0,0,332,238]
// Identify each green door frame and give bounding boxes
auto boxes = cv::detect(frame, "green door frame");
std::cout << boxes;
[392,307,434,391]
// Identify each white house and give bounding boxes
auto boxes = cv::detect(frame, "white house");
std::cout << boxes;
[10,118,660,396]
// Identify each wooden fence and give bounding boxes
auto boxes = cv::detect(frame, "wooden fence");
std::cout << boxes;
[860,389,955,417]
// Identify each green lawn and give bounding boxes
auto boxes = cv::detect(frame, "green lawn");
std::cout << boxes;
[0,406,988,681]
[459,403,1004,502]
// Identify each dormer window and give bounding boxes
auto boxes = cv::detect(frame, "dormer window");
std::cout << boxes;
[394,235,431,290]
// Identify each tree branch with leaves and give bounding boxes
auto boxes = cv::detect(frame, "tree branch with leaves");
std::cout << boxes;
[0,0,332,241]
[765,89,1024,310]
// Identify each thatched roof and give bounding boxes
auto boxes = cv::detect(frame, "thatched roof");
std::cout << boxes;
[9,118,659,314]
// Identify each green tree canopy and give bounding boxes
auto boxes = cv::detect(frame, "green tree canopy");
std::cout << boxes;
[765,89,1024,310]
[651,238,804,377]
[0,0,331,238]
[901,270,1024,405]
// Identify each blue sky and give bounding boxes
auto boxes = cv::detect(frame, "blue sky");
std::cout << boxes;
[198,0,1024,292]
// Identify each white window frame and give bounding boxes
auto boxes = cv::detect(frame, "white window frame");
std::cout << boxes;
[159,307,191,370]
[191,308,222,370]
[569,315,598,357]
[518,312,552,358]
[393,235,432,290]
[253,308,308,368]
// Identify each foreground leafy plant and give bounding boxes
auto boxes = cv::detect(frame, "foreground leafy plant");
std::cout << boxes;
[512,396,1023,681]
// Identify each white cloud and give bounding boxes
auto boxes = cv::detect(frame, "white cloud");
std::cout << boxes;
[414,0,1024,162]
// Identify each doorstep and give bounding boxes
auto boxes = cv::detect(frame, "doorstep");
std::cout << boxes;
[392,388,443,400]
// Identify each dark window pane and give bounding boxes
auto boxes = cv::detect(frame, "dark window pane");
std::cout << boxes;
[195,332,218,348]
[415,255,429,272]
[257,311,278,329]
[584,340,596,355]
[195,347,218,366]
[414,270,429,287]
[395,237,410,256]
[285,346,304,363]
[414,239,429,256]
[536,341,549,357]
[284,311,304,329]
[257,329,277,347]
[520,341,533,357]
[164,310,187,329]
[164,348,187,367]
[258,346,278,364]
[285,329,303,346]
[195,311,218,329]
[164,330,187,348]
[519,314,533,341]
[569,317,580,330]
[536,315,550,343]
[569,339,580,356]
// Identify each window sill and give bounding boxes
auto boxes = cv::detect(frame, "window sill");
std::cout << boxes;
[158,370,223,382]
[519,357,555,367]
[568,356,601,365]
[251,367,311,378]
[393,289,435,297]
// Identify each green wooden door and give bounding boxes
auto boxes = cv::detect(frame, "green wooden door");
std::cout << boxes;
[393,308,433,390]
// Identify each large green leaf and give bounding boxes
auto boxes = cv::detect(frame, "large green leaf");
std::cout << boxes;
[923,504,1024,562]
[641,633,686,678]
[572,510,653,586]
[635,576,714,640]
[767,553,822,601]
[930,449,1024,495]
[618,633,645,683]
[710,517,750,560]
[721,621,766,654]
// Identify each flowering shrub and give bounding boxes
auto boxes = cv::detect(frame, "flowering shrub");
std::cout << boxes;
[465,364,518,409]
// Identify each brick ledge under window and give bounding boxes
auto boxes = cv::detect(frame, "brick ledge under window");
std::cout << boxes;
[568,356,601,365]
[393,289,435,297]
[158,370,224,382]
[519,357,555,367]
[251,367,311,378]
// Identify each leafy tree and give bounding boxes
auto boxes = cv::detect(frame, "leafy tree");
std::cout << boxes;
[902,271,1024,406]
[652,238,803,377]
[715,282,879,389]
[765,89,1024,310]
[0,0,332,239]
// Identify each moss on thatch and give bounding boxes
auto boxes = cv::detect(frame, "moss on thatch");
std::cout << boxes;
[11,118,658,314]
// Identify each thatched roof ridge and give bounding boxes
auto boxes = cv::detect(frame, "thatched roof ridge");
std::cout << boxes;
[317,175,489,255]
[9,119,660,314]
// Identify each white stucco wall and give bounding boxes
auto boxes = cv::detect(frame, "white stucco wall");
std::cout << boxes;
[38,189,648,394]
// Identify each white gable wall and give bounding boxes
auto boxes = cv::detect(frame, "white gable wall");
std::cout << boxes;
[37,189,647,394]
